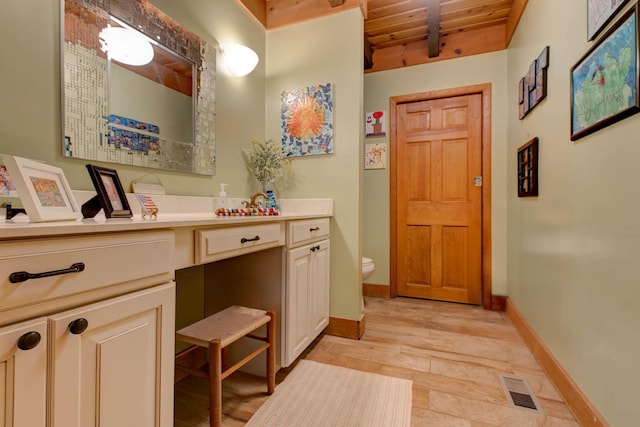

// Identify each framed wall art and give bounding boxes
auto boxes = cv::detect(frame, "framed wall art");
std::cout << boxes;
[2,155,81,222]
[518,46,549,119]
[365,111,387,138]
[365,143,387,169]
[588,0,630,40]
[517,137,539,197]
[83,164,132,218]
[281,83,334,157]
[571,4,639,141]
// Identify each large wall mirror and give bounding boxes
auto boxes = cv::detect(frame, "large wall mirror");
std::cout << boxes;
[62,0,216,175]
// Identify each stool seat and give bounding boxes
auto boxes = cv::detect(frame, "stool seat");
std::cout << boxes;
[176,305,271,348]
[175,305,276,427]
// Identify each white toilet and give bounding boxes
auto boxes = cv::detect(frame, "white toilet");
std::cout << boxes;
[362,257,375,281]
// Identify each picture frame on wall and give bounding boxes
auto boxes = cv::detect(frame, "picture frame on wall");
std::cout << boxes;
[83,164,132,218]
[571,4,639,141]
[2,155,81,222]
[588,0,630,40]
[517,137,539,197]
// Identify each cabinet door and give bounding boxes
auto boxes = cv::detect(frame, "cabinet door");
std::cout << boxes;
[49,283,175,427]
[0,318,47,427]
[285,245,311,366]
[309,240,330,339]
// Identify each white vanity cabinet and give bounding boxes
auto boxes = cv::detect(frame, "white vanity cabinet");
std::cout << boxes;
[0,229,175,427]
[284,218,330,366]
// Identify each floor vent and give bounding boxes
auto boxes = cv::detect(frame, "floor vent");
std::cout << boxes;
[498,374,543,414]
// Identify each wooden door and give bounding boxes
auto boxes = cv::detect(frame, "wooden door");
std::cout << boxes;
[395,94,483,304]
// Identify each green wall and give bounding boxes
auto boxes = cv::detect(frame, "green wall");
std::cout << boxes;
[507,1,640,425]
[363,51,509,296]
[0,0,265,198]
[266,9,364,320]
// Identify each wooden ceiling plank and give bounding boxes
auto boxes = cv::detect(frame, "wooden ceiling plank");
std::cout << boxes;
[426,0,440,57]
[368,23,506,73]
[440,8,511,32]
[506,0,528,45]
[238,0,268,27]
[366,16,428,36]
[367,0,425,20]
[365,8,427,31]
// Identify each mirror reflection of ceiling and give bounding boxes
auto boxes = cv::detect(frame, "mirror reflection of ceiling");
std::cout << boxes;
[63,0,216,176]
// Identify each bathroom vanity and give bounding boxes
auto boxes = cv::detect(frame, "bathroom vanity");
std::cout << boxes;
[0,195,332,426]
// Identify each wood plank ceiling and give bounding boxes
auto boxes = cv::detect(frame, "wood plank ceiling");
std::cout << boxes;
[237,0,528,73]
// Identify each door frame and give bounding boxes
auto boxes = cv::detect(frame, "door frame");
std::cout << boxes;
[389,83,492,309]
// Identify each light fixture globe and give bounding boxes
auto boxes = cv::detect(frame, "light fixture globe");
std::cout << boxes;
[221,43,259,77]
[99,26,154,66]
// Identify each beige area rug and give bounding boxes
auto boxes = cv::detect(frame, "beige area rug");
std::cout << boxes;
[246,360,412,426]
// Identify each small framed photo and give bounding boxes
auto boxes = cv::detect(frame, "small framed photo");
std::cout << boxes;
[85,164,132,218]
[2,155,81,222]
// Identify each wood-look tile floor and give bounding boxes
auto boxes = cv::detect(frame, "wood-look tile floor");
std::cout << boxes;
[174,296,579,426]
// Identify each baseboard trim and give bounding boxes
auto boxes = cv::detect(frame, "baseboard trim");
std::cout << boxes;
[325,314,366,339]
[363,283,390,298]
[490,295,506,311]
[506,298,609,427]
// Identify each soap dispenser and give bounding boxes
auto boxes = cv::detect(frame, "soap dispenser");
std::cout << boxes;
[217,183,228,209]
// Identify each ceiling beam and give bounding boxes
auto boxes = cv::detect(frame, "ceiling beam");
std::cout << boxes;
[426,0,440,58]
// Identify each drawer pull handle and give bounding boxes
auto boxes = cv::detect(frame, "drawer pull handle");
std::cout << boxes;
[310,227,320,232]
[9,262,85,283]
[68,318,89,335]
[240,236,260,244]
[310,245,321,252]
[17,331,41,351]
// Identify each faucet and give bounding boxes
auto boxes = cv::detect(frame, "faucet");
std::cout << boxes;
[242,192,268,209]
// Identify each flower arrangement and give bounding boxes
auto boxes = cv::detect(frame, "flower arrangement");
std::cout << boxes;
[242,138,290,191]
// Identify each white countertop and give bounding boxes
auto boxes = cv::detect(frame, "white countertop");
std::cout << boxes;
[0,193,333,240]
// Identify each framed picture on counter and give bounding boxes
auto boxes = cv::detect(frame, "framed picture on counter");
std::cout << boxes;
[2,155,81,222]
[84,164,132,218]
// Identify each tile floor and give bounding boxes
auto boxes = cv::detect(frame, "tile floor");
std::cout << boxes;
[174,296,579,426]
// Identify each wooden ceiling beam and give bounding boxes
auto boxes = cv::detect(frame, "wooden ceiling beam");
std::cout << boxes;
[426,0,440,57]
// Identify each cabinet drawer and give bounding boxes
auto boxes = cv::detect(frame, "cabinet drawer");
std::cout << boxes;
[0,230,174,314]
[195,222,285,264]
[287,218,330,248]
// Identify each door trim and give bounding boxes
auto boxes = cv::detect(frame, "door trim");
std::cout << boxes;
[390,83,492,309]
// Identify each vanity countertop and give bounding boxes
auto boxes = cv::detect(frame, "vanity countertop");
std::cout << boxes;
[0,194,333,240]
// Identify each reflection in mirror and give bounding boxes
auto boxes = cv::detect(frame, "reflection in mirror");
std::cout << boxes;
[62,0,216,175]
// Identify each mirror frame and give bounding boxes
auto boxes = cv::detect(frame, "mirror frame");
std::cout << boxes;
[61,0,216,175]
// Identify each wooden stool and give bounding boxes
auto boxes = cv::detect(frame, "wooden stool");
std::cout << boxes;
[175,305,276,427]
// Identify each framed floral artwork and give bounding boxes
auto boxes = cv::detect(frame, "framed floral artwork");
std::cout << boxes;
[281,83,334,157]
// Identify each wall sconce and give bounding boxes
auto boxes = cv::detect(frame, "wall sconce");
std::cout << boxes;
[221,43,259,77]
[99,26,154,66]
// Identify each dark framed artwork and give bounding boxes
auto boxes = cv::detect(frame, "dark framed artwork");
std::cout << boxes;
[518,46,549,119]
[571,5,639,141]
[517,137,539,197]
[83,164,132,218]
[588,0,630,41]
